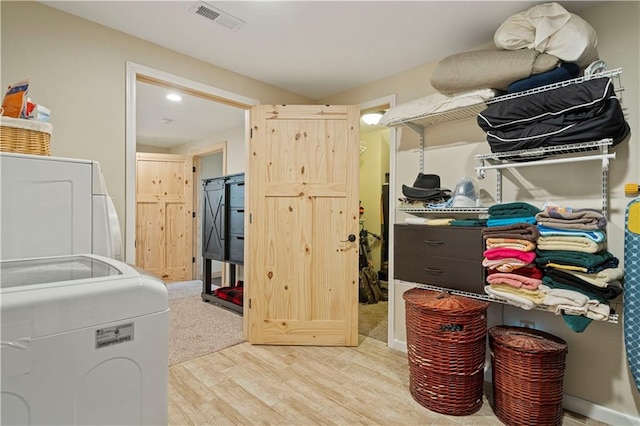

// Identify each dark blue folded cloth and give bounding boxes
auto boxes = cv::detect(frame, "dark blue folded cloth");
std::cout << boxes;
[508,63,581,94]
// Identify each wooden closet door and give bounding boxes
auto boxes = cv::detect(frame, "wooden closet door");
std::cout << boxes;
[136,153,193,281]
[246,105,360,346]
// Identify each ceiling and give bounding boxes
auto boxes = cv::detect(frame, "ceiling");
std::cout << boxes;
[38,1,604,148]
[135,81,246,147]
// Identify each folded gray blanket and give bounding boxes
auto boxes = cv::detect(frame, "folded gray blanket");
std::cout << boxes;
[431,49,560,95]
[535,208,607,230]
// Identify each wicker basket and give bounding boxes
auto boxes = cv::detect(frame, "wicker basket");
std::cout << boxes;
[489,326,568,426]
[1,116,52,156]
[404,288,490,416]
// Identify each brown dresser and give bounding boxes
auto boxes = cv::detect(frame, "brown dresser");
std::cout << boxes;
[394,224,485,294]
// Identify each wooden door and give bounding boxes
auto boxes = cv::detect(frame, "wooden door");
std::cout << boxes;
[136,153,193,282]
[246,105,360,346]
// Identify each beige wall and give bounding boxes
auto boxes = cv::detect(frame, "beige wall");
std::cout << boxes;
[360,128,390,271]
[1,1,311,235]
[323,1,640,419]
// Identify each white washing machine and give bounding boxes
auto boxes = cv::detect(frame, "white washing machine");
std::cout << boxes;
[0,254,168,425]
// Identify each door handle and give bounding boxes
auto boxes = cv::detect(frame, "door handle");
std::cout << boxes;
[341,234,357,243]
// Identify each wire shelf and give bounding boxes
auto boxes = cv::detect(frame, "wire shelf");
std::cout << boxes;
[385,103,486,127]
[474,139,614,162]
[397,206,489,214]
[485,68,623,104]
[384,68,623,129]
[397,280,619,324]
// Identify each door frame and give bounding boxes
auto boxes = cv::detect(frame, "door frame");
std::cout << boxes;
[125,62,258,264]
[190,142,227,281]
[358,95,397,349]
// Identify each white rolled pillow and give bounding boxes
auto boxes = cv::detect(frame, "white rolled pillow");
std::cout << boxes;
[494,2,599,68]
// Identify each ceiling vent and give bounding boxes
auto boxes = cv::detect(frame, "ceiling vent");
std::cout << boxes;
[188,1,246,31]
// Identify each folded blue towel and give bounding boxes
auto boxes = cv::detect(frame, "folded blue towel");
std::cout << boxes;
[537,224,607,243]
[487,216,537,227]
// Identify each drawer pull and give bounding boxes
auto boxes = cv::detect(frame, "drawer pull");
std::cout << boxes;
[423,240,444,245]
[424,267,444,274]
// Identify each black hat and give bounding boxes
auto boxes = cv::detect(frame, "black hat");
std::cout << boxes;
[402,173,450,201]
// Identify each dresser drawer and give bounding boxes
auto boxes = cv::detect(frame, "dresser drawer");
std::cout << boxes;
[228,182,245,208]
[227,235,244,264]
[395,255,484,294]
[394,224,482,261]
[228,208,244,235]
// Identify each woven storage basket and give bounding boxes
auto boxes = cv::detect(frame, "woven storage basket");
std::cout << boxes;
[403,288,490,416]
[1,116,52,156]
[489,326,568,426]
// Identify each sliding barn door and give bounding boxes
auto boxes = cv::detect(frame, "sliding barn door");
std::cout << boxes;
[246,105,360,346]
[136,153,193,281]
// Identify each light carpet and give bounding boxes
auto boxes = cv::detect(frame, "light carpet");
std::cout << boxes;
[359,301,388,343]
[167,280,245,366]
[167,280,388,364]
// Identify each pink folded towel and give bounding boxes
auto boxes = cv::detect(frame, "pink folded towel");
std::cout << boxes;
[486,273,542,290]
[483,247,537,264]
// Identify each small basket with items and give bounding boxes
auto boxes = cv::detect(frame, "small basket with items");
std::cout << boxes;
[1,77,52,156]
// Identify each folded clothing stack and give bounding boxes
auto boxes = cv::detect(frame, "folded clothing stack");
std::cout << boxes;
[487,201,541,227]
[533,205,622,332]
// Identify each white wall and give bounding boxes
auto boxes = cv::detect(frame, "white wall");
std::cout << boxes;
[322,1,640,420]
[171,126,246,175]
[0,1,311,241]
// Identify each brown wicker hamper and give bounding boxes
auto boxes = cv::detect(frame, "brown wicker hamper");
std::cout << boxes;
[403,288,490,416]
[0,116,52,156]
[489,326,568,426]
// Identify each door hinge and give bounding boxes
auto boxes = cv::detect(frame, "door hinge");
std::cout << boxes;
[192,211,196,218]
[250,128,253,138]
[193,166,196,173]
[249,298,251,309]
[192,257,196,263]
[249,213,252,224]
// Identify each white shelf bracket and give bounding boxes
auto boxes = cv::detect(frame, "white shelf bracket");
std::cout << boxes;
[476,159,486,179]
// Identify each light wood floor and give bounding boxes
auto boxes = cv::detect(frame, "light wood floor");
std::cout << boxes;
[169,335,608,425]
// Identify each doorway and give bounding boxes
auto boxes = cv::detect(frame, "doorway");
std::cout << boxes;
[358,95,396,344]
[125,62,258,278]
[193,150,224,282]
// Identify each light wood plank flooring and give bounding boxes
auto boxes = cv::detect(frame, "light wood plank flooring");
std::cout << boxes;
[169,335,608,425]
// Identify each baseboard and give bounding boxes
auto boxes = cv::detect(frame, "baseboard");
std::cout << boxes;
[562,394,640,426]
[392,340,639,425]
[389,338,407,353]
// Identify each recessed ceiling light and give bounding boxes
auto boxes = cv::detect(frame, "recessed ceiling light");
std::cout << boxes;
[166,93,182,102]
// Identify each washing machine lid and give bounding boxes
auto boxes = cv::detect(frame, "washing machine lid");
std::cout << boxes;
[0,255,168,339]
[0,255,122,288]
